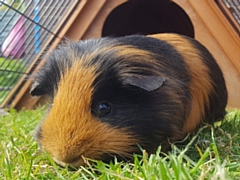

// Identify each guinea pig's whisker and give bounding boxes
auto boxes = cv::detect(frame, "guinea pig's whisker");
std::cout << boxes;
[108,149,133,159]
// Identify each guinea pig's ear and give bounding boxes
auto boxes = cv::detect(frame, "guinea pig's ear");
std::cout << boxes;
[30,81,44,96]
[123,76,166,91]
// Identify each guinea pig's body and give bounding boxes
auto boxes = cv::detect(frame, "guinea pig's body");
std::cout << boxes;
[31,33,227,167]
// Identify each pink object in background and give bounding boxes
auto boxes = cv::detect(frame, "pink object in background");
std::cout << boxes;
[1,16,25,59]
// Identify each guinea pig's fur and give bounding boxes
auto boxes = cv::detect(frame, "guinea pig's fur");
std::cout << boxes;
[30,33,227,167]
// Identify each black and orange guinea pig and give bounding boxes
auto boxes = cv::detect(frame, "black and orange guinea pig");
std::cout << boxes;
[30,33,227,167]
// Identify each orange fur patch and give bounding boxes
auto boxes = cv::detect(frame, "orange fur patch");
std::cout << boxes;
[149,34,213,134]
[40,59,137,167]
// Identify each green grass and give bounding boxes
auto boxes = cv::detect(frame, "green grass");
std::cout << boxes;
[0,57,26,104]
[0,107,239,179]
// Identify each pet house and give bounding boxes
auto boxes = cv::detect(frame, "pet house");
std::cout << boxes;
[0,0,239,109]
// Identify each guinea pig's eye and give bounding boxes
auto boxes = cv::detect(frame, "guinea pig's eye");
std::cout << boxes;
[98,102,111,117]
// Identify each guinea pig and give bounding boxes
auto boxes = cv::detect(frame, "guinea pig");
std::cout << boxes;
[30,33,227,167]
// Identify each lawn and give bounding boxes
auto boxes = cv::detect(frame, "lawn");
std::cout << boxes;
[0,106,239,179]
[0,57,26,104]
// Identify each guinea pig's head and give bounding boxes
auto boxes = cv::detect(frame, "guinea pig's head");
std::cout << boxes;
[31,37,181,167]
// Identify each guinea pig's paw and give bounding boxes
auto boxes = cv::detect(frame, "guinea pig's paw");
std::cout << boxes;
[52,156,68,167]
[52,155,85,168]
